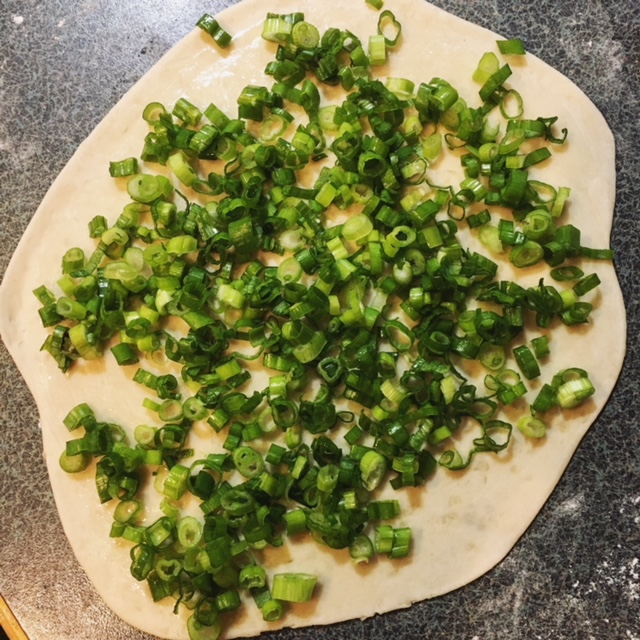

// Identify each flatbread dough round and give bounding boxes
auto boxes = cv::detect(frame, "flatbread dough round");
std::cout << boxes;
[0,0,624,638]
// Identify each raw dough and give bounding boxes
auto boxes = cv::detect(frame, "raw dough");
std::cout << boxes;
[0,0,624,638]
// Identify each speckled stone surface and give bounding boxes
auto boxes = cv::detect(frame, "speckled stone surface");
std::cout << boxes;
[0,1,638,639]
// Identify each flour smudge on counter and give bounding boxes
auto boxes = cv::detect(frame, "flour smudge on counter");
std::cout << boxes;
[581,494,640,603]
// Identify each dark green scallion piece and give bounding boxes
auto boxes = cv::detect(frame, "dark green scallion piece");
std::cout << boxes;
[197,13,232,48]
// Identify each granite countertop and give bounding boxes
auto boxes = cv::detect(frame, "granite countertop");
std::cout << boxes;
[0,1,638,639]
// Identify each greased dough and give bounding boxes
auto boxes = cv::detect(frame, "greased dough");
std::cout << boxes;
[0,0,625,638]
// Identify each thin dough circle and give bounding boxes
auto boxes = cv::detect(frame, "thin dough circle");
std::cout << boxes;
[0,0,624,638]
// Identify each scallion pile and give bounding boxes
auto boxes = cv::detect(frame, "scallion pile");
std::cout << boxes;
[35,7,612,640]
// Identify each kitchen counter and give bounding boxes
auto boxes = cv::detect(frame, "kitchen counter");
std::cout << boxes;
[0,1,638,638]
